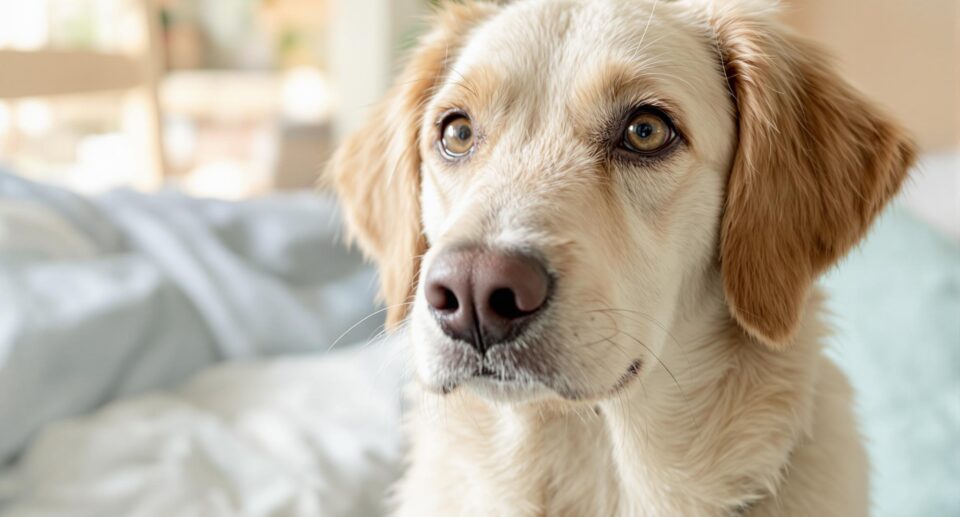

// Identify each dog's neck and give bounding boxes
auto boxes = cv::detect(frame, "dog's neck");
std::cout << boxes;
[403,280,823,516]
[592,283,822,515]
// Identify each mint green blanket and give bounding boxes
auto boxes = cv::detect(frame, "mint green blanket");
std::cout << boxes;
[823,209,960,516]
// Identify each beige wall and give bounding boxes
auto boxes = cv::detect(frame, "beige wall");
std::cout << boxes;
[784,0,959,152]
[328,0,429,140]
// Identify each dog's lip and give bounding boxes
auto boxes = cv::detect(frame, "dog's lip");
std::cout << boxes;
[427,367,525,395]
[545,359,644,401]
[610,359,644,392]
[436,359,645,401]
[437,366,537,395]
[477,366,519,382]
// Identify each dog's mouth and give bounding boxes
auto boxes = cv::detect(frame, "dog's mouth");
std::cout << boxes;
[477,365,519,382]
[610,359,644,393]
[434,354,645,402]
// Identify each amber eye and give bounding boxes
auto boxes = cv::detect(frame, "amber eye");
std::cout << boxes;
[623,110,675,154]
[440,114,475,158]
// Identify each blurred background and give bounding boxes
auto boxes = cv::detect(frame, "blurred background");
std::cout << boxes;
[0,1,957,517]
[0,0,433,198]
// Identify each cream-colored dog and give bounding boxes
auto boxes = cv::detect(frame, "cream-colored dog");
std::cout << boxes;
[327,0,914,515]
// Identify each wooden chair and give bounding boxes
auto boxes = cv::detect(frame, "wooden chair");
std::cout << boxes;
[0,0,167,187]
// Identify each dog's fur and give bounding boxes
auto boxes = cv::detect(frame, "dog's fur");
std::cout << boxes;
[326,1,915,515]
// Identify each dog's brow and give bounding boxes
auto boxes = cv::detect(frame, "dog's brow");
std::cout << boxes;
[570,61,682,123]
[575,63,659,103]
[436,64,506,110]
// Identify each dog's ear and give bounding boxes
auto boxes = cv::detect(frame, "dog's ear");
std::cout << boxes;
[712,10,916,348]
[325,2,497,329]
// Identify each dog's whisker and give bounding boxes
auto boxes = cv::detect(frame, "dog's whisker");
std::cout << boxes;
[635,0,660,58]
[325,302,414,352]
[585,307,694,371]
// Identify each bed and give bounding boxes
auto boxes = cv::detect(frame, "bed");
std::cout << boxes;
[0,154,957,516]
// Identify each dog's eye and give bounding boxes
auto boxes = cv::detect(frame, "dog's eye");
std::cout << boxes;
[440,114,475,159]
[623,110,675,154]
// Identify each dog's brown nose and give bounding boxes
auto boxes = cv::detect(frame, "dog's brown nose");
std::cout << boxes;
[425,247,551,351]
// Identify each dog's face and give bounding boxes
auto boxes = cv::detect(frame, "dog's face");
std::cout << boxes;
[412,0,734,401]
[329,0,913,403]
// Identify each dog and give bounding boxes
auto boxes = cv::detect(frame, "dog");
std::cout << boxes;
[327,0,915,514]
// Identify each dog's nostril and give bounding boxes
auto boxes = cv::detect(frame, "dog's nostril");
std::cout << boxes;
[439,287,459,312]
[489,288,526,319]
[426,283,462,313]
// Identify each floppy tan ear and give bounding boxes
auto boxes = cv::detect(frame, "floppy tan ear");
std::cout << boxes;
[712,11,916,348]
[325,2,497,329]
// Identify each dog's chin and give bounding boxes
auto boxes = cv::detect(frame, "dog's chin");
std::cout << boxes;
[462,376,554,403]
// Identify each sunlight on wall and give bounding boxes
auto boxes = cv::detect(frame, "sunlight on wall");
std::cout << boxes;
[68,133,138,193]
[281,66,334,124]
[14,100,53,138]
[0,102,10,138]
[0,1,48,50]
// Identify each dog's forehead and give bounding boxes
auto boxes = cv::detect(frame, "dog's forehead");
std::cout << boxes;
[449,0,711,95]
[431,0,731,161]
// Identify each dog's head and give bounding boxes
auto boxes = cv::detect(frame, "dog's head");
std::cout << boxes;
[328,0,914,403]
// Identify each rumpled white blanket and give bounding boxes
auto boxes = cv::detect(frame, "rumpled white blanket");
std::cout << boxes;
[0,339,404,517]
[0,172,382,468]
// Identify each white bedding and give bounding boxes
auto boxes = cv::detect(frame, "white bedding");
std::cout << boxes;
[0,339,404,517]
[0,172,381,468]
